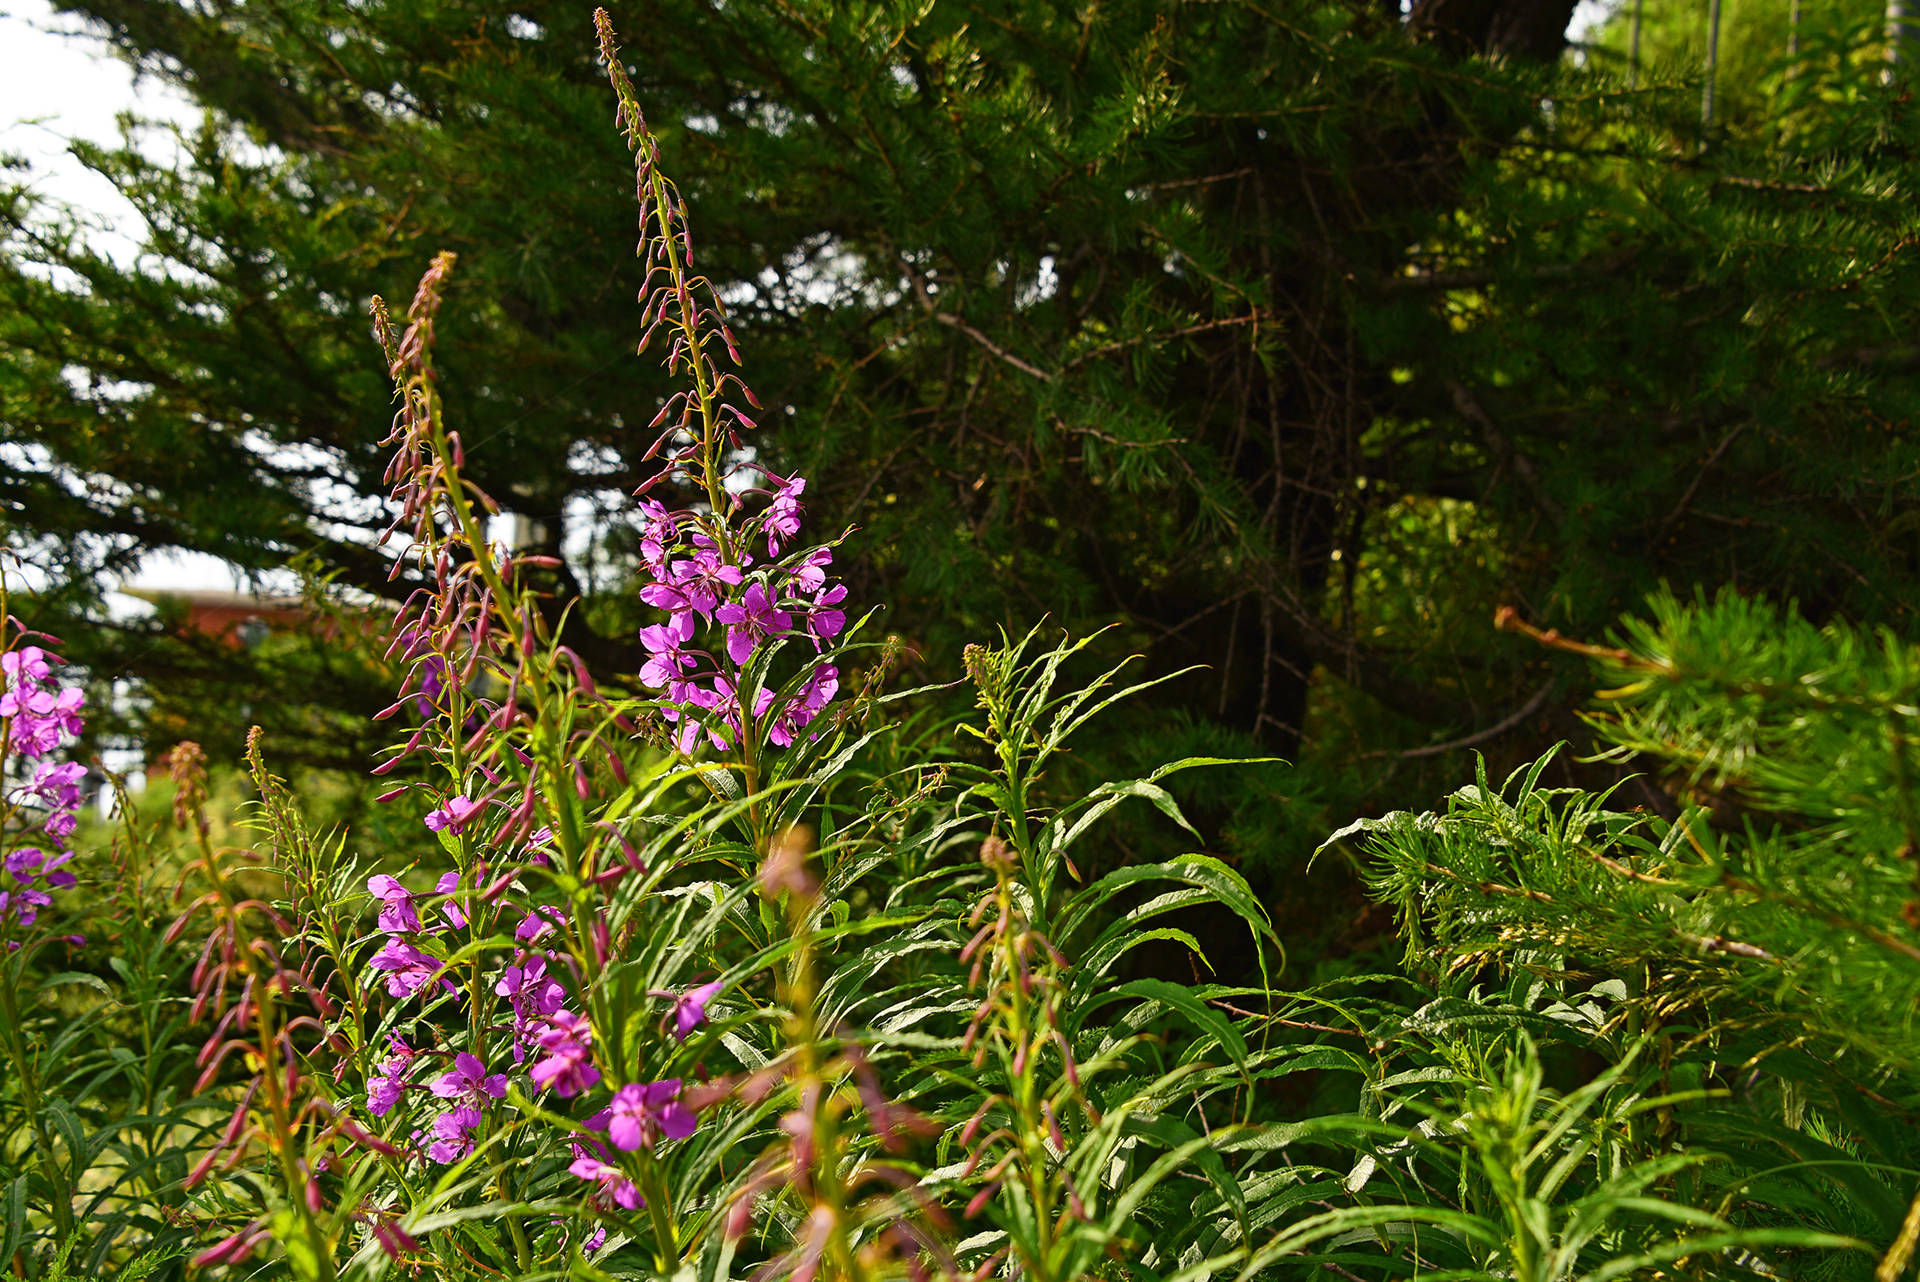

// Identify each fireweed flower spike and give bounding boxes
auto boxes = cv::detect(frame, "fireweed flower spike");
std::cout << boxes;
[322,17,880,1270]
[0,637,88,939]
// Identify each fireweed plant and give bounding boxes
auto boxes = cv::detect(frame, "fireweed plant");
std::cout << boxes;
[0,575,90,1249]
[117,13,1294,1277]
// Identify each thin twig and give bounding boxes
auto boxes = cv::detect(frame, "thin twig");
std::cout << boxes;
[898,255,1055,383]
[1208,999,1368,1039]
[1363,679,1555,760]
[1061,310,1271,372]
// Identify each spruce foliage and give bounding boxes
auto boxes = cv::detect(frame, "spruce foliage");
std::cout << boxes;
[6,0,1918,841]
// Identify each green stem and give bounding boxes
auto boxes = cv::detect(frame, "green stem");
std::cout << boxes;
[0,960,73,1241]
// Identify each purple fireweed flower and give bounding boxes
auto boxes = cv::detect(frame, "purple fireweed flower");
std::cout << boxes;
[367,875,421,934]
[6,886,52,927]
[606,1079,698,1152]
[806,584,849,647]
[583,1225,609,1254]
[569,1151,643,1210]
[661,979,724,1042]
[424,795,483,834]
[638,578,700,625]
[1,646,51,683]
[435,870,468,929]
[368,1034,418,1114]
[367,1074,407,1117]
[42,809,76,845]
[515,906,566,945]
[689,529,746,565]
[496,955,566,1014]
[27,760,86,811]
[432,1052,507,1105]
[790,546,833,594]
[530,1011,600,1097]
[675,547,746,615]
[526,826,555,866]
[637,498,677,577]
[37,851,74,890]
[496,954,567,1061]
[427,1104,483,1163]
[663,701,729,755]
[796,664,839,714]
[764,476,805,556]
[715,582,792,665]
[682,676,773,750]
[638,617,700,696]
[769,665,840,747]
[368,937,452,998]
[7,758,85,846]
[5,848,45,880]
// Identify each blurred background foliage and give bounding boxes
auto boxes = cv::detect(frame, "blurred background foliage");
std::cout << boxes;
[4,0,1920,961]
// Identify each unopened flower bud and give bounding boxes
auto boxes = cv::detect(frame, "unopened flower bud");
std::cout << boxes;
[761,824,818,901]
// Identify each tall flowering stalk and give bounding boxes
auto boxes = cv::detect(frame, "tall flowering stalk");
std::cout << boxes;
[251,11,881,1274]
[166,735,383,1278]
[0,571,91,1247]
[720,825,953,1282]
[942,628,1276,1279]
[595,6,851,838]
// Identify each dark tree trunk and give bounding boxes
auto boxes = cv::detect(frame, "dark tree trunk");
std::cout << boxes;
[1408,0,1583,62]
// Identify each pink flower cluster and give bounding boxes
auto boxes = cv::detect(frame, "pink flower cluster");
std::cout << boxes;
[1,646,84,760]
[2,847,76,933]
[635,478,846,754]
[360,852,722,1180]
[568,1079,700,1219]
[2,644,88,941]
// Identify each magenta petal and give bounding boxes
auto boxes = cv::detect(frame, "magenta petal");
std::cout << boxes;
[659,1100,698,1141]
[607,1114,643,1152]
